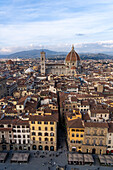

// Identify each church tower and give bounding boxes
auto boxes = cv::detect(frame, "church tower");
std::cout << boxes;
[40,51,46,75]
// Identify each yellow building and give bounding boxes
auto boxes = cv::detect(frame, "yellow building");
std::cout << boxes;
[29,110,58,151]
[66,118,84,152]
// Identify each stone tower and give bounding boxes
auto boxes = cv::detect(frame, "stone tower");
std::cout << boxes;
[40,51,46,75]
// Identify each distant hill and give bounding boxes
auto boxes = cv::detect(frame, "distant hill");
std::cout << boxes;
[0,49,113,60]
[0,49,67,59]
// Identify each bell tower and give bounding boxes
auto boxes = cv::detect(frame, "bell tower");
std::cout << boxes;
[40,51,46,75]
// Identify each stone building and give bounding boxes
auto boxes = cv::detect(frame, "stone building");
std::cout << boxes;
[0,77,7,99]
[40,45,81,75]
[82,122,108,155]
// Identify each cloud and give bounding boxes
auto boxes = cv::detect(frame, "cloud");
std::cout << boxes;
[75,34,86,36]
[1,40,113,55]
[0,0,113,53]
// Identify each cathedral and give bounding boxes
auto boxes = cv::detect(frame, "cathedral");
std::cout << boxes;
[40,45,81,76]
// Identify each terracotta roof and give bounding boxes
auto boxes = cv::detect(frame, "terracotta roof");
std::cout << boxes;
[108,123,113,133]
[29,113,58,122]
[6,60,14,65]
[67,118,84,128]
[84,122,108,128]
[71,66,76,70]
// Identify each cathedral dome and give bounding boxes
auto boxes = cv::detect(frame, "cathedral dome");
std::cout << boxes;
[65,45,80,63]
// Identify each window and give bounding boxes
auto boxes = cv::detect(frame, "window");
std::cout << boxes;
[108,140,111,144]
[45,133,48,136]
[38,132,42,136]
[23,140,26,144]
[18,135,21,138]
[76,129,79,132]
[39,127,41,130]
[17,130,21,133]
[94,130,97,135]
[101,130,104,135]
[19,105,22,108]
[51,127,53,131]
[71,129,75,132]
[87,129,90,135]
[38,121,41,124]
[39,137,41,141]
[50,133,54,136]
[100,140,103,145]
[23,135,25,138]
[31,121,35,124]
[45,138,48,141]
[50,138,53,141]
[72,133,74,137]
[8,125,11,128]
[44,122,48,124]
[76,134,79,137]
[81,134,83,137]
[33,137,35,141]
[71,140,75,143]
[93,139,96,145]
[45,127,48,131]
[32,132,36,136]
[87,139,89,144]
[22,126,25,128]
[17,125,20,128]
[32,126,35,130]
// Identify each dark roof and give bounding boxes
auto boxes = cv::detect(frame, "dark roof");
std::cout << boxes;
[84,122,108,128]
[67,118,84,128]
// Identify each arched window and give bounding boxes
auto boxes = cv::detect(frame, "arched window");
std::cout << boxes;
[50,132,54,136]
[76,134,79,137]
[50,138,53,141]
[32,132,36,136]
[72,133,75,137]
[38,132,42,136]
[45,138,48,141]
[39,137,41,141]
[45,132,48,136]
[71,129,75,132]
[45,127,48,131]
[71,140,75,143]
[38,127,41,130]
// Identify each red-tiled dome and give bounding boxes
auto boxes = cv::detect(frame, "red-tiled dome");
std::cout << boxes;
[65,45,80,62]
[6,60,14,65]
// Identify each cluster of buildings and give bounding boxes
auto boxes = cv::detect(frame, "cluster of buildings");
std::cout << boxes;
[0,46,113,155]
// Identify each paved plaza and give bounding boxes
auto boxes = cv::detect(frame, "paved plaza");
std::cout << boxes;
[0,129,113,170]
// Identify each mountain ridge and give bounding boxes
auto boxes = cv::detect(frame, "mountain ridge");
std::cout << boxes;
[0,49,113,60]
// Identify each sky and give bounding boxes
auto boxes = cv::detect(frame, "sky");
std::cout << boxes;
[0,0,113,54]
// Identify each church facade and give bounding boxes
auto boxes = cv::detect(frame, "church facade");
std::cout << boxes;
[40,45,81,76]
